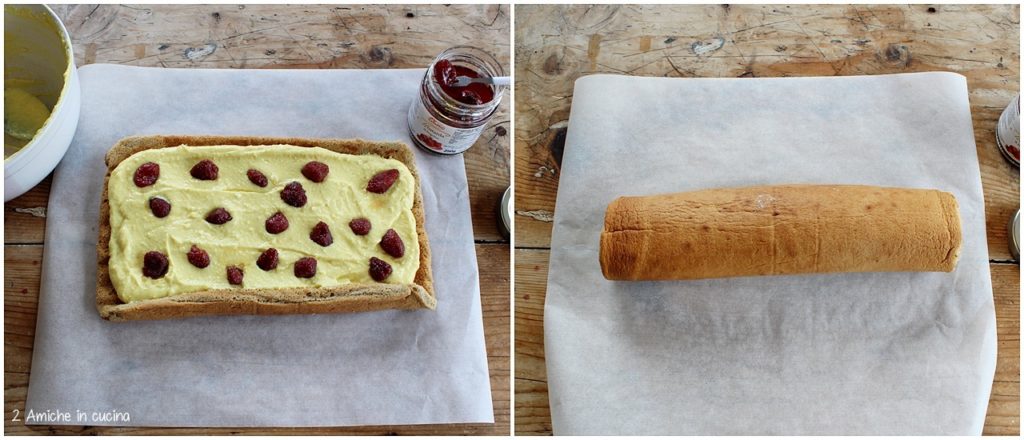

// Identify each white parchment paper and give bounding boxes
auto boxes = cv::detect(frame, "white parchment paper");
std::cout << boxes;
[544,72,995,435]
[24,65,493,427]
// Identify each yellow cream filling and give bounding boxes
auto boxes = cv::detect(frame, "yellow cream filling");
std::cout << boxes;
[107,145,420,303]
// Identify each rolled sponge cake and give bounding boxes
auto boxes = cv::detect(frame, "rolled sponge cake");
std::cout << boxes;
[599,184,962,281]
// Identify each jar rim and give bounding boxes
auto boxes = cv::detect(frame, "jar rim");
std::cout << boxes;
[426,46,505,111]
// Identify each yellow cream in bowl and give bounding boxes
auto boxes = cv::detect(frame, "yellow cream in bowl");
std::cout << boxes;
[107,145,420,303]
[4,4,69,158]
[5,87,51,145]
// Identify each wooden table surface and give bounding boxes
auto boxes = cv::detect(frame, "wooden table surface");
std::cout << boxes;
[514,4,1020,436]
[4,4,509,435]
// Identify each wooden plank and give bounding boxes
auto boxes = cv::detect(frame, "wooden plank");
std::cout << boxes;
[514,249,551,436]
[985,263,1021,436]
[478,244,512,436]
[514,248,1019,435]
[513,4,1020,258]
[464,125,512,242]
[51,5,510,70]
[4,177,50,245]
[4,243,509,435]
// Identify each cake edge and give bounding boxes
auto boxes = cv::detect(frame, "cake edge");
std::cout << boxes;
[96,134,435,321]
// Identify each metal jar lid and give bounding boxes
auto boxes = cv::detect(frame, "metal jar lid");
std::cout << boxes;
[498,186,511,240]
[1010,209,1020,261]
[996,95,1020,168]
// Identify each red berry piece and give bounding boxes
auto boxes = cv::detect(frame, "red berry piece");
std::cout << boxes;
[379,228,405,258]
[133,162,160,187]
[149,197,171,218]
[435,59,458,87]
[205,207,233,224]
[417,133,444,151]
[367,169,400,194]
[294,257,317,278]
[349,218,372,235]
[265,211,289,234]
[247,169,269,187]
[301,161,329,182]
[310,221,333,246]
[461,89,486,106]
[186,245,210,268]
[280,181,307,207]
[142,251,169,279]
[369,257,392,282]
[190,159,219,180]
[226,266,244,285]
[257,248,279,271]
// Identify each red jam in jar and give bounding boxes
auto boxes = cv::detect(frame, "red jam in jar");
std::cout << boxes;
[408,46,504,155]
[434,59,495,106]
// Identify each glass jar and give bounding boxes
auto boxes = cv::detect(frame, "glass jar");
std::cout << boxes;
[408,46,504,155]
[996,94,1019,167]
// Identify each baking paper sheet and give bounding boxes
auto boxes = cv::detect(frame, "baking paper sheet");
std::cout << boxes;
[544,72,996,435]
[24,65,493,427]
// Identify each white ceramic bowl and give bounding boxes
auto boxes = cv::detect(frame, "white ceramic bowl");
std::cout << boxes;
[4,4,80,201]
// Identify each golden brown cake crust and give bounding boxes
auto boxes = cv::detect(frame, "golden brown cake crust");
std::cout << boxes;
[599,184,962,281]
[97,135,435,321]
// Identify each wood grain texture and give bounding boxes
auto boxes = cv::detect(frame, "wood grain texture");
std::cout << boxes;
[514,4,1019,435]
[4,244,509,435]
[513,249,551,436]
[4,178,50,245]
[5,4,509,435]
[987,263,1021,436]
